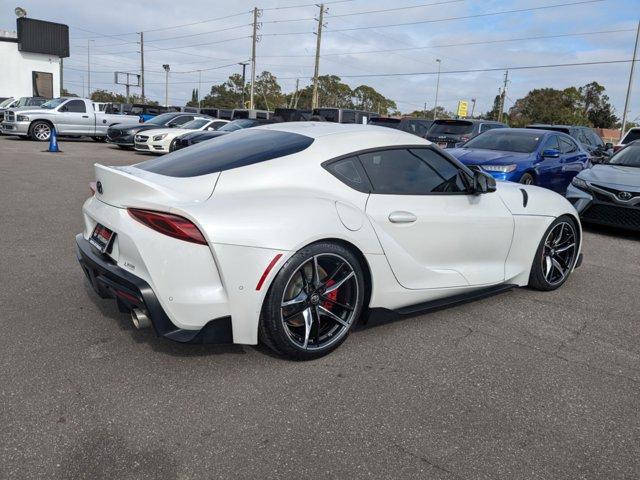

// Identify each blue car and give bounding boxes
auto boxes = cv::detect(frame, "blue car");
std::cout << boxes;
[447,128,590,193]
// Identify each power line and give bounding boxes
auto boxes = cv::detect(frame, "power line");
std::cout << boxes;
[325,0,605,33]
[295,59,635,79]
[329,0,464,18]
[262,0,356,11]
[259,28,634,58]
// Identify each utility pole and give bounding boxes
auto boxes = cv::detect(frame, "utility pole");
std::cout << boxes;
[239,62,249,107]
[87,39,92,98]
[621,20,640,137]
[470,98,477,117]
[163,64,170,107]
[60,58,64,95]
[250,7,261,110]
[139,32,145,101]
[433,59,441,120]
[291,78,300,108]
[497,70,509,123]
[198,70,202,109]
[312,4,327,110]
[424,101,427,118]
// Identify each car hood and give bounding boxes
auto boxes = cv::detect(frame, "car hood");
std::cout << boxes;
[8,108,48,115]
[578,164,640,190]
[448,148,532,165]
[137,127,189,137]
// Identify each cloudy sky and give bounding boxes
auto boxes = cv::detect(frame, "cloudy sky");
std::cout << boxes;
[2,0,638,120]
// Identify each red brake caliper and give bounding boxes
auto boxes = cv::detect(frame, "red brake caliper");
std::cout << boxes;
[322,279,338,310]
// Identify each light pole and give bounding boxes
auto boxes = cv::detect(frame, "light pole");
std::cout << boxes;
[162,64,170,107]
[87,39,94,98]
[433,59,441,120]
[239,62,249,108]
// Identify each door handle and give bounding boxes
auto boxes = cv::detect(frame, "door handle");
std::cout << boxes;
[388,211,417,223]
[82,115,89,118]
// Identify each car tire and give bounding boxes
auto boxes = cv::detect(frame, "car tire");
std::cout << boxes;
[29,121,52,142]
[259,241,365,360]
[528,215,579,291]
[519,172,535,185]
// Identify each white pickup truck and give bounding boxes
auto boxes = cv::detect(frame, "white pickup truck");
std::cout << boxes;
[0,97,139,141]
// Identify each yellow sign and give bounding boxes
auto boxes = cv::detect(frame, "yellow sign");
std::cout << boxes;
[457,100,469,118]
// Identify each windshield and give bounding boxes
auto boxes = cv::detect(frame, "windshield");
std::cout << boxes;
[429,120,474,135]
[41,98,67,109]
[0,98,15,108]
[145,113,179,125]
[609,144,640,167]
[182,119,210,130]
[218,119,257,132]
[462,130,542,153]
[15,97,32,107]
[622,129,640,144]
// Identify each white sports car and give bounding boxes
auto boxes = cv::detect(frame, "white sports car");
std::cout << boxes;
[77,123,583,359]
[134,117,229,154]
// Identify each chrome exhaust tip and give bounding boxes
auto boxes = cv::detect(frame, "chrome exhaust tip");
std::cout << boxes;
[131,308,151,329]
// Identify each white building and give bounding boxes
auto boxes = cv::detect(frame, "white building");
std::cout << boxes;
[0,17,69,99]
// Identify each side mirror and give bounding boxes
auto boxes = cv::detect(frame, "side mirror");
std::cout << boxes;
[605,142,613,149]
[542,148,560,158]
[473,170,497,194]
[59,105,67,112]
[167,122,178,128]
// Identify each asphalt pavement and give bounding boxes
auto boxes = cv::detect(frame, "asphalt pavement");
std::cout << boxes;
[0,134,639,479]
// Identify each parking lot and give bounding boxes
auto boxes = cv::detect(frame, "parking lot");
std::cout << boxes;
[0,134,639,479]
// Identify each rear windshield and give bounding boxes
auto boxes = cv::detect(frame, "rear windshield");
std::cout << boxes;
[610,145,640,167]
[622,129,640,144]
[429,120,474,135]
[527,125,570,135]
[136,129,314,177]
[462,130,542,153]
[369,118,401,128]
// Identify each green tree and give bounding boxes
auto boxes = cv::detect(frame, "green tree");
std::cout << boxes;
[579,81,618,128]
[352,85,397,114]
[201,74,245,109]
[508,87,589,127]
[251,71,285,110]
[186,88,199,107]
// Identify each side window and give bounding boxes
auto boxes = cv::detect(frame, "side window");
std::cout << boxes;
[65,100,87,113]
[590,131,604,147]
[324,156,371,193]
[577,130,592,146]
[559,136,578,154]
[359,148,466,195]
[542,135,560,151]
[480,124,492,133]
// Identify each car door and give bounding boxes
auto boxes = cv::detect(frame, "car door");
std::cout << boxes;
[56,99,91,135]
[558,135,587,190]
[536,134,565,192]
[363,147,514,289]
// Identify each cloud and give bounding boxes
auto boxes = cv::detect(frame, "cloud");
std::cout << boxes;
[2,0,637,119]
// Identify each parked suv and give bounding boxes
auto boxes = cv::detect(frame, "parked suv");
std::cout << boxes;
[615,127,640,153]
[0,96,47,123]
[425,119,506,148]
[526,124,611,163]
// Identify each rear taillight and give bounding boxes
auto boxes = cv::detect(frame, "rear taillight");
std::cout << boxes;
[89,181,97,195]
[128,208,207,245]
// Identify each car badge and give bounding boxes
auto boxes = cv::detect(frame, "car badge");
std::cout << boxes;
[96,181,103,194]
[618,191,632,201]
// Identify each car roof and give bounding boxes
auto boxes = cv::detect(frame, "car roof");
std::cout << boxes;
[528,124,590,129]
[433,118,501,124]
[256,121,424,141]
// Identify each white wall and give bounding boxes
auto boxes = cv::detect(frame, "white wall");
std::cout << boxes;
[0,40,60,98]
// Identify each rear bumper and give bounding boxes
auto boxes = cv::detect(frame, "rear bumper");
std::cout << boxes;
[75,234,233,343]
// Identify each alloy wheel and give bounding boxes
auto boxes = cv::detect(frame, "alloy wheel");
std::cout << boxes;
[541,221,577,286]
[280,253,359,351]
[34,123,51,141]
